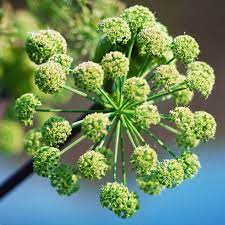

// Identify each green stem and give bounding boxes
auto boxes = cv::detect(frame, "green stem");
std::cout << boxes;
[36,108,110,113]
[71,120,83,128]
[159,122,180,135]
[120,128,126,185]
[98,88,118,110]
[127,35,136,62]
[60,135,86,155]
[113,119,121,182]
[138,53,150,77]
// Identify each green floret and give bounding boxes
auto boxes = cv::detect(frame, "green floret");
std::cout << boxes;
[137,27,167,57]
[100,182,139,218]
[0,120,24,154]
[73,61,104,92]
[95,146,113,167]
[178,151,201,179]
[171,35,200,64]
[77,151,109,180]
[24,128,45,156]
[33,146,60,177]
[98,17,131,44]
[134,103,160,128]
[194,111,216,142]
[173,75,194,106]
[186,61,215,98]
[121,5,156,33]
[137,175,164,195]
[82,113,111,142]
[130,145,157,176]
[101,51,129,79]
[155,159,184,188]
[170,106,195,132]
[35,61,66,94]
[154,64,180,90]
[123,77,150,102]
[176,132,200,150]
[49,164,79,196]
[26,29,67,64]
[49,53,73,70]
[15,93,42,126]
[41,117,72,147]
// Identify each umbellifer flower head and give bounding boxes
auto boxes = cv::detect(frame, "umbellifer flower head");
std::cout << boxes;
[176,132,200,150]
[82,113,111,142]
[101,51,129,79]
[77,151,109,180]
[73,61,104,92]
[130,145,157,175]
[98,17,131,44]
[194,111,217,142]
[15,93,42,126]
[49,53,73,71]
[170,106,194,132]
[100,182,139,218]
[137,175,164,195]
[154,64,180,90]
[171,35,200,64]
[49,164,79,196]
[26,29,67,64]
[137,27,167,57]
[155,159,184,188]
[41,117,72,147]
[134,103,160,128]
[33,146,60,177]
[35,61,66,94]
[186,61,215,98]
[24,128,45,156]
[177,151,201,179]
[121,5,156,33]
[123,77,150,102]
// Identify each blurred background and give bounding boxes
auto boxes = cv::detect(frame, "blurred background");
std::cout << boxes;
[0,0,225,224]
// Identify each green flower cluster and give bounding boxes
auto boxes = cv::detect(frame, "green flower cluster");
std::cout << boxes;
[15,4,216,219]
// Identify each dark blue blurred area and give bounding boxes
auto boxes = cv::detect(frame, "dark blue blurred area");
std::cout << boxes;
[0,140,225,225]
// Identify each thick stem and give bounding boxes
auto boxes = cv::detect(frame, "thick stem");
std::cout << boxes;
[98,88,118,110]
[138,53,150,77]
[159,122,180,135]
[120,129,126,185]
[37,108,110,113]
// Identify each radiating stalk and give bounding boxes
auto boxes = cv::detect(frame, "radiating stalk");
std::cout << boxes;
[120,129,126,185]
[36,108,110,113]
[98,88,118,110]
[159,122,180,135]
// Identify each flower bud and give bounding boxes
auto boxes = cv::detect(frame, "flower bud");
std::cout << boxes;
[123,77,150,102]
[82,113,111,142]
[77,151,109,180]
[15,93,41,126]
[35,61,66,94]
[100,182,139,218]
[42,117,72,147]
[101,51,129,79]
[73,61,104,92]
[26,29,67,64]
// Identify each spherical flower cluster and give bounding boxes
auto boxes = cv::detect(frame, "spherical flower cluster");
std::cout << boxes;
[186,61,215,98]
[137,27,167,57]
[194,111,216,142]
[137,175,164,195]
[101,51,129,79]
[171,35,200,64]
[35,61,66,94]
[100,182,139,218]
[15,93,42,126]
[41,117,72,147]
[154,64,180,90]
[170,107,194,132]
[49,53,73,71]
[33,146,60,177]
[98,17,131,44]
[121,5,156,33]
[26,29,67,64]
[123,77,150,102]
[176,132,200,150]
[73,61,104,92]
[0,120,24,154]
[155,159,184,188]
[134,103,160,128]
[24,128,44,156]
[77,151,109,180]
[130,145,157,175]
[81,113,111,142]
[178,151,201,179]
[49,164,79,196]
